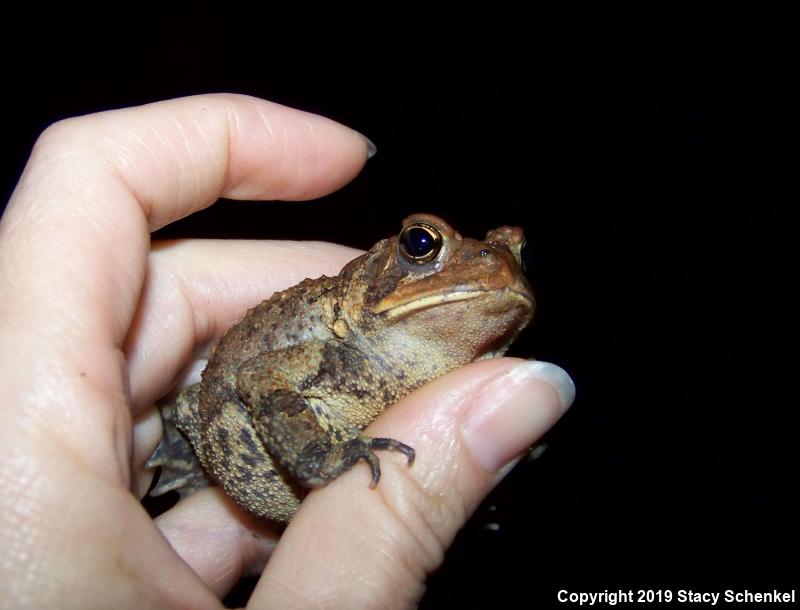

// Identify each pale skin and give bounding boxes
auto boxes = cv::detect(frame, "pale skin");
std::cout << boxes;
[0,94,574,609]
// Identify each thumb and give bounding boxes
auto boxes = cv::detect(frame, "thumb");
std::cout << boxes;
[249,358,575,609]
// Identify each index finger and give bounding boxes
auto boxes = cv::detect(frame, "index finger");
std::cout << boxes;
[1,94,371,345]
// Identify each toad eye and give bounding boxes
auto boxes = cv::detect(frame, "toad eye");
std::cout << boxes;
[398,223,442,263]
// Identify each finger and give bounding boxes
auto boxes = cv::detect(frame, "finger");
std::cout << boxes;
[124,239,361,413]
[154,487,281,599]
[251,358,575,609]
[2,93,369,345]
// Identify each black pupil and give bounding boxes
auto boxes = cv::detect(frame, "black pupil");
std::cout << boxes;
[403,227,436,258]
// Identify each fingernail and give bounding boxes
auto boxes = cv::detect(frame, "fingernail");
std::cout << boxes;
[461,360,575,473]
[359,133,377,159]
[525,360,576,412]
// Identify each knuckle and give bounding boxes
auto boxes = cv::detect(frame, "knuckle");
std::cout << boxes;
[36,116,89,153]
[29,116,100,177]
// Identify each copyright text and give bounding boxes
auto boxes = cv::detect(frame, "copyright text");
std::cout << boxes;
[557,589,796,606]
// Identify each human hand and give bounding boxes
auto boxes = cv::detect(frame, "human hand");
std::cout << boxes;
[0,94,574,609]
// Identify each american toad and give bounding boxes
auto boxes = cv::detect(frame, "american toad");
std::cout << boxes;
[147,214,534,523]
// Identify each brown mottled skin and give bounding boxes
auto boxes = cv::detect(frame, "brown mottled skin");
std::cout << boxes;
[148,214,534,524]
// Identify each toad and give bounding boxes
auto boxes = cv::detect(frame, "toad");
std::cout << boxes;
[147,213,534,523]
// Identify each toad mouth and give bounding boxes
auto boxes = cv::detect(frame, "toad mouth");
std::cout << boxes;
[374,284,534,318]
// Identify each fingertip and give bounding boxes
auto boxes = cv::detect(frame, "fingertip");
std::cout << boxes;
[218,94,372,202]
[460,359,574,473]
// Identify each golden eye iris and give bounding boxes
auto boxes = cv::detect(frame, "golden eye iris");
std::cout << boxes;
[398,223,442,263]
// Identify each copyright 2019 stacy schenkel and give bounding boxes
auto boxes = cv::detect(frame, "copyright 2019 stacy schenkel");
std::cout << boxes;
[557,588,796,606]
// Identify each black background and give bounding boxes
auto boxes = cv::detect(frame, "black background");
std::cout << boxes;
[1,6,795,609]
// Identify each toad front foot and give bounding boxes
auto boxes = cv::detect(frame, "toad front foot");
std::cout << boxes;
[320,436,416,488]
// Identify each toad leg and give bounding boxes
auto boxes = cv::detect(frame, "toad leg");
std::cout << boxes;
[236,345,415,488]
